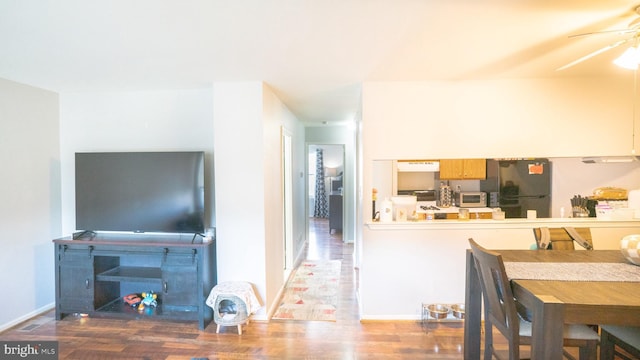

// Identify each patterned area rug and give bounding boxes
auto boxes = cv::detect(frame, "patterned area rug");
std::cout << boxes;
[272,260,341,321]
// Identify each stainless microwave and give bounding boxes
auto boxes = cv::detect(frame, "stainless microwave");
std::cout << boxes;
[455,192,487,208]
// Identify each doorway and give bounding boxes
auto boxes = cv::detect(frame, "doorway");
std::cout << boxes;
[307,144,345,241]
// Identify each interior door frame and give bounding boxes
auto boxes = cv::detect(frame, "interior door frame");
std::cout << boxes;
[282,127,294,272]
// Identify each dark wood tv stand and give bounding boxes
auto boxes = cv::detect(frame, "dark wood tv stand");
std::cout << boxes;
[53,234,216,330]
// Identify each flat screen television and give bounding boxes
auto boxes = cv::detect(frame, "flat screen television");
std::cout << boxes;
[75,151,205,234]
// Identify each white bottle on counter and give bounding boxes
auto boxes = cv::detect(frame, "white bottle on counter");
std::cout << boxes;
[379,198,393,223]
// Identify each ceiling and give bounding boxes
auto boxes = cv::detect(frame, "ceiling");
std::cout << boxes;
[1,0,640,124]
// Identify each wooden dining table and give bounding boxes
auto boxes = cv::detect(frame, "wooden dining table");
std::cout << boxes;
[464,249,640,360]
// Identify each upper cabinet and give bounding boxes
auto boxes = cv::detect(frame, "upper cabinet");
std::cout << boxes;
[439,159,486,180]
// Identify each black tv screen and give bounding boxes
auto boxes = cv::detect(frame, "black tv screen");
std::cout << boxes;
[75,151,205,234]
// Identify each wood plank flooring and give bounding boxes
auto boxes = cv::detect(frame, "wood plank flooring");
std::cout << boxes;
[0,218,468,359]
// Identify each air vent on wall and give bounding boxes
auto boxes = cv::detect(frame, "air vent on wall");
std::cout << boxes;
[581,156,639,163]
[396,160,440,172]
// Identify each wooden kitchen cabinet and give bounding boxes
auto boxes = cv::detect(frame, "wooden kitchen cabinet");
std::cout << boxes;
[439,159,486,180]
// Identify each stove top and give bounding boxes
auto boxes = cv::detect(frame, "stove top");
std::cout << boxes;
[416,201,439,213]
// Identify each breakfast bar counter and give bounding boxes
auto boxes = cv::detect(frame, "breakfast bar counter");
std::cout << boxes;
[359,218,640,320]
[365,217,640,230]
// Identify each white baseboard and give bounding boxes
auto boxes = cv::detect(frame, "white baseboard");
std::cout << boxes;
[360,314,421,321]
[0,303,55,333]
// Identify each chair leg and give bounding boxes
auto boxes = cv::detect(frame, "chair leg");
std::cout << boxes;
[484,320,493,360]
[578,341,598,360]
[216,324,221,334]
[600,329,616,360]
[237,324,242,335]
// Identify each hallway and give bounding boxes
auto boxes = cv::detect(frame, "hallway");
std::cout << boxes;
[301,217,360,323]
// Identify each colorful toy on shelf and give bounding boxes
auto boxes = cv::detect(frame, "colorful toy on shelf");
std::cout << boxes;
[123,293,142,307]
[137,291,158,312]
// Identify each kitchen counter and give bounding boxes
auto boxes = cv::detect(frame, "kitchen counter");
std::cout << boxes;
[366,217,640,230]
[359,217,640,321]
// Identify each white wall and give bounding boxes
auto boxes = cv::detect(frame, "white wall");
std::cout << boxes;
[262,84,306,313]
[362,77,634,160]
[213,82,305,319]
[0,78,60,331]
[59,88,215,235]
[361,222,639,319]
[213,82,267,314]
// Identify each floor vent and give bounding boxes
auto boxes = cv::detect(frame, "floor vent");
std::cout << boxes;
[19,323,41,331]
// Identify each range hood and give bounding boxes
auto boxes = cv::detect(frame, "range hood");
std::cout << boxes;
[581,156,639,164]
[396,160,440,172]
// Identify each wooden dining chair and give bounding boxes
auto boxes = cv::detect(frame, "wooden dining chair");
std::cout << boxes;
[600,325,640,360]
[532,227,593,250]
[468,238,599,360]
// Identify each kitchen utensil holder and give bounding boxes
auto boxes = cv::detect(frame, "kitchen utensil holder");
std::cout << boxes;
[439,185,452,208]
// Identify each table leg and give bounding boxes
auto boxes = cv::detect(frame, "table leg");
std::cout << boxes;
[530,295,564,360]
[464,249,482,360]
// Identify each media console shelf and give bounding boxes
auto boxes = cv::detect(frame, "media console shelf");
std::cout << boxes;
[53,234,216,330]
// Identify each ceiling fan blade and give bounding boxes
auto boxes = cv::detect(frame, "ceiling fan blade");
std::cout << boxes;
[569,28,637,38]
[556,39,630,71]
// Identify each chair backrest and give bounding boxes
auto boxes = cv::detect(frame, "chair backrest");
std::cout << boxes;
[469,238,521,357]
[600,325,640,360]
[532,227,593,250]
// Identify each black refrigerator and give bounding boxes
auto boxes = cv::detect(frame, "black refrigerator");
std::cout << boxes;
[480,158,551,218]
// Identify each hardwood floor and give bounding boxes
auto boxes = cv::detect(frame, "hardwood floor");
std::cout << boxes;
[0,218,467,359]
